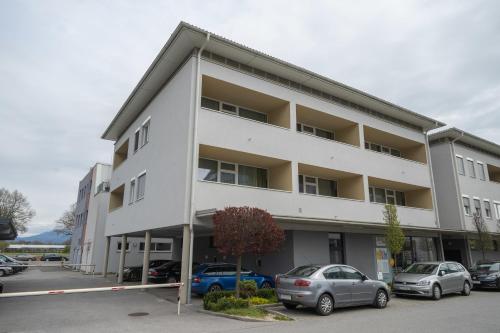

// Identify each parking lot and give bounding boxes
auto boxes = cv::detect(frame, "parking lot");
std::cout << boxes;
[1,267,500,333]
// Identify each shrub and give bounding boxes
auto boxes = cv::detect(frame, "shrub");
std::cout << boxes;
[206,296,249,312]
[248,297,270,305]
[239,280,257,298]
[203,291,235,309]
[256,288,275,300]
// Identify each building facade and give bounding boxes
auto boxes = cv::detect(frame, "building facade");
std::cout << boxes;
[430,128,500,266]
[101,22,446,302]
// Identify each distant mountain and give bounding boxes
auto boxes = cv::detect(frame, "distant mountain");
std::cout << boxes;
[16,231,70,244]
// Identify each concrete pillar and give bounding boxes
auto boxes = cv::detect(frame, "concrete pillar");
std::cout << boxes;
[141,231,152,286]
[117,234,127,284]
[179,224,191,304]
[102,236,111,278]
[289,102,297,130]
[171,237,183,261]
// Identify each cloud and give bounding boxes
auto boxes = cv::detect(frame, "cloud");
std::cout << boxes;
[1,0,499,235]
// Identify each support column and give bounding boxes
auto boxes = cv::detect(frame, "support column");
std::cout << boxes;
[179,224,191,304]
[141,231,152,286]
[117,234,127,284]
[102,236,111,278]
[438,234,446,261]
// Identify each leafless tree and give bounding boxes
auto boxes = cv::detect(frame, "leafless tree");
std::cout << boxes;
[0,188,35,234]
[54,203,76,236]
[472,213,494,260]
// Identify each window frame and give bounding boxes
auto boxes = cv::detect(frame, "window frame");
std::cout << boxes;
[298,174,338,198]
[136,171,147,201]
[198,158,270,189]
[467,158,476,178]
[369,186,406,206]
[296,122,335,141]
[477,161,486,181]
[141,117,151,147]
[483,199,492,219]
[133,128,141,152]
[473,197,482,216]
[129,178,136,204]
[200,96,268,124]
[456,155,465,175]
[462,195,471,216]
[365,141,401,158]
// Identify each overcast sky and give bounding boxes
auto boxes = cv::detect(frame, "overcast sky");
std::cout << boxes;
[1,1,499,236]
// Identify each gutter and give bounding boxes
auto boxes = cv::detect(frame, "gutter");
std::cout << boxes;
[186,32,211,304]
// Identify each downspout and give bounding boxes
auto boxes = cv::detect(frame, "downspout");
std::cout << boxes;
[187,33,210,303]
[449,131,465,230]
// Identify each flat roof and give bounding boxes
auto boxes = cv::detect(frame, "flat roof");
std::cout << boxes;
[429,127,500,157]
[102,22,444,141]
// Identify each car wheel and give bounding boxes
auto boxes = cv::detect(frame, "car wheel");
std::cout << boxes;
[431,284,441,300]
[283,302,297,310]
[461,282,471,296]
[316,293,334,316]
[373,289,388,308]
[261,281,272,289]
[208,284,222,293]
[167,276,177,284]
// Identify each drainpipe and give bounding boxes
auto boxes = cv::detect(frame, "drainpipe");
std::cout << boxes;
[187,33,211,303]
[449,131,465,230]
[424,126,440,229]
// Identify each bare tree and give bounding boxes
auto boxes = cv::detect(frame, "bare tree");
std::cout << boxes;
[54,203,76,236]
[0,188,36,234]
[472,212,494,260]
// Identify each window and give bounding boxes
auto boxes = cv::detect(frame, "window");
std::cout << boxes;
[297,123,334,141]
[238,165,268,188]
[467,159,475,178]
[374,187,386,204]
[473,198,482,216]
[117,242,129,251]
[198,158,218,182]
[365,141,401,157]
[220,162,236,184]
[129,179,135,204]
[136,172,146,200]
[239,107,267,123]
[323,266,343,279]
[369,187,406,206]
[462,196,471,215]
[201,97,220,110]
[447,263,460,273]
[201,97,268,124]
[495,202,500,219]
[477,162,486,180]
[341,267,363,280]
[456,156,465,175]
[484,200,492,218]
[134,129,140,152]
[139,242,172,252]
[141,119,150,146]
[298,175,338,197]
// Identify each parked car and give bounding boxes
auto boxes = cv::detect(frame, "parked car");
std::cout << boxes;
[148,261,199,284]
[276,264,390,316]
[0,282,3,293]
[469,261,500,290]
[0,255,27,272]
[393,261,472,300]
[123,260,171,282]
[191,263,274,295]
[40,254,68,262]
[13,254,37,262]
[0,263,14,277]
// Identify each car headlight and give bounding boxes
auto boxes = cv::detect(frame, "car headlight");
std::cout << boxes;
[416,280,431,286]
[485,274,498,280]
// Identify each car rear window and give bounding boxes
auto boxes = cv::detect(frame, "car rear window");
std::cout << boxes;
[286,265,321,277]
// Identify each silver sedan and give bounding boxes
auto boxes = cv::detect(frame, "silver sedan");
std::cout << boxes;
[276,264,390,316]
[393,261,472,300]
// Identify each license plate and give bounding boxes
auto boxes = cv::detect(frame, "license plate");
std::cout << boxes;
[279,294,291,301]
[472,281,481,285]
[398,286,410,291]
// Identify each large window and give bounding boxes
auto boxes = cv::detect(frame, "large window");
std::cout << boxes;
[201,97,268,124]
[473,198,482,216]
[136,172,146,200]
[297,123,334,141]
[134,129,140,152]
[484,200,492,218]
[462,196,471,215]
[365,141,401,157]
[456,156,465,175]
[298,175,337,197]
[467,159,476,178]
[369,187,406,206]
[141,119,150,147]
[477,162,486,180]
[198,158,268,189]
[117,242,130,251]
[139,242,172,252]
[397,237,438,269]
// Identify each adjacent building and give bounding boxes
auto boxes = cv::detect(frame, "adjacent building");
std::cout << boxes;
[101,22,448,302]
[430,128,500,266]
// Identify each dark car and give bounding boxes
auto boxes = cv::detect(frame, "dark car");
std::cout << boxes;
[470,261,500,290]
[13,254,37,261]
[149,261,199,284]
[40,253,68,262]
[191,263,274,295]
[0,282,3,293]
[123,260,171,282]
[0,254,27,273]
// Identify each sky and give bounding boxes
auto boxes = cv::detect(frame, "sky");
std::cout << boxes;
[1,0,499,236]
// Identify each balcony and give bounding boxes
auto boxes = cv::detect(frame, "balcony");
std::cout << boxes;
[198,144,292,191]
[113,139,128,170]
[487,164,500,183]
[368,176,433,209]
[109,184,124,212]
[298,163,364,200]
[296,105,360,147]
[201,75,290,128]
[363,126,427,163]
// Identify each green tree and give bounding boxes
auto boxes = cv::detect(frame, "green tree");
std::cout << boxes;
[384,204,405,272]
[472,213,493,260]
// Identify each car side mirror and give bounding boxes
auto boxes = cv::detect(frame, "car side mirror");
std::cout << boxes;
[361,274,368,281]
[439,270,446,276]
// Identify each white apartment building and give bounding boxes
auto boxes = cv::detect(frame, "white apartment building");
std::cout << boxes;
[101,22,445,302]
[430,128,500,266]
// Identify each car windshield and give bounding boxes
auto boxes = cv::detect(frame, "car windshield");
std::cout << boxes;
[474,263,500,272]
[286,265,321,277]
[403,263,439,274]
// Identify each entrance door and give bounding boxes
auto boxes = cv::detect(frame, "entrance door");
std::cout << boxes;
[329,233,344,264]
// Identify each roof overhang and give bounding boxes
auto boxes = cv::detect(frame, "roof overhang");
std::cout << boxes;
[429,127,500,157]
[0,218,17,240]
[102,22,445,141]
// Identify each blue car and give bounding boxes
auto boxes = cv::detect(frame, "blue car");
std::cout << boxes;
[191,263,274,295]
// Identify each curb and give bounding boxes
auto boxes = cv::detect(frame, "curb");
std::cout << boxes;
[198,308,294,322]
